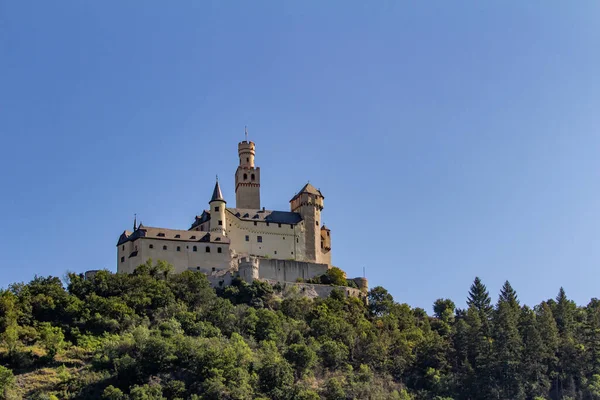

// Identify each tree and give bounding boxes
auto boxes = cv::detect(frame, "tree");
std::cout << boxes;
[433,298,456,323]
[499,281,519,310]
[519,307,550,399]
[492,301,523,399]
[322,267,347,286]
[0,366,15,399]
[285,343,317,378]
[39,322,65,359]
[466,277,492,320]
[368,286,394,317]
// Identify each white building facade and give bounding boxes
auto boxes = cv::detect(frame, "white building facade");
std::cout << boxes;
[117,139,334,282]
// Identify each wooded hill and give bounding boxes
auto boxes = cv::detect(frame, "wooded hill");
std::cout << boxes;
[0,260,599,400]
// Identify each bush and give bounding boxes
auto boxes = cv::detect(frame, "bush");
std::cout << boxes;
[0,365,15,398]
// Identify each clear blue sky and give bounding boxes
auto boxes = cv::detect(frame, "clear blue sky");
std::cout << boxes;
[1,1,599,311]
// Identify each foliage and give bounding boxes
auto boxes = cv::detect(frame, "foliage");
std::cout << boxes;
[0,263,599,400]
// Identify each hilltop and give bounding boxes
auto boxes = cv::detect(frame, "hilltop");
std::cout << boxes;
[0,261,599,399]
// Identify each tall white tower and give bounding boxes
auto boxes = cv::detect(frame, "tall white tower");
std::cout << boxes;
[235,138,261,209]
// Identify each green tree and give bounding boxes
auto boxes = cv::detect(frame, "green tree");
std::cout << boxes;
[0,366,15,399]
[39,322,65,359]
[519,306,550,398]
[466,277,492,320]
[368,286,394,317]
[285,343,317,378]
[433,298,456,323]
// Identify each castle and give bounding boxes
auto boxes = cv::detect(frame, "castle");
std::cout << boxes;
[116,138,366,297]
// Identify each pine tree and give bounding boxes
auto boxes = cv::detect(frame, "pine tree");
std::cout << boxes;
[492,299,523,399]
[467,277,493,320]
[499,280,520,311]
[519,306,550,399]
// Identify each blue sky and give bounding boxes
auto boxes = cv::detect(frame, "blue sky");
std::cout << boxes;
[1,1,599,311]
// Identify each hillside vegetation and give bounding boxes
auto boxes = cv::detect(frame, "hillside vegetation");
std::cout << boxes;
[0,260,599,400]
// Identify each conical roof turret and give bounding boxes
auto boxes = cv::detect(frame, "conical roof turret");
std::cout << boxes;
[210,179,226,203]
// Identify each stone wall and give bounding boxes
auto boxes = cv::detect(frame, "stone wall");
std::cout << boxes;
[256,258,329,283]
[262,279,365,300]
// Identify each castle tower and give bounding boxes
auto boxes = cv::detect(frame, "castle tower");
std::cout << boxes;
[209,179,227,235]
[290,183,324,263]
[235,139,261,209]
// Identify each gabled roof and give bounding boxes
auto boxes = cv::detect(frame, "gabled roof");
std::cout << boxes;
[227,208,303,225]
[210,181,225,203]
[290,183,324,202]
[190,210,211,230]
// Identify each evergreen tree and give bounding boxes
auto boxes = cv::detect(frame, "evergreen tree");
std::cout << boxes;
[466,277,493,320]
[492,299,523,399]
[519,306,550,399]
[499,280,520,310]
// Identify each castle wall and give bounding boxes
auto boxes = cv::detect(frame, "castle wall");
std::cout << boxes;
[261,279,364,300]
[256,258,328,283]
[225,216,307,261]
[117,238,232,274]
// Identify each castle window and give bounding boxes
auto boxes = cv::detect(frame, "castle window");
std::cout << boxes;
[251,174,255,181]
[206,246,211,253]
[120,256,125,263]
[246,157,249,162]
[290,225,294,229]
[266,222,269,227]
[274,251,277,255]
[257,236,263,243]
[157,232,165,237]
[215,206,219,212]
[278,223,282,228]
[218,220,223,226]
[200,225,205,231]
[296,238,299,243]
[190,235,196,239]
[122,245,124,251]
[163,245,167,250]
[327,231,330,237]
[245,235,249,242]
[197,267,200,270]
[217,247,222,253]
[321,242,324,249]
[291,251,294,255]
[254,221,257,226]
[175,234,181,238]
[177,246,181,252]
[316,221,319,226]
[243,173,248,180]
[193,246,197,252]
[212,267,216,272]
[149,244,154,249]
[283,237,285,240]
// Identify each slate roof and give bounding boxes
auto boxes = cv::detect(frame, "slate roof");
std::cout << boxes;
[190,210,211,230]
[117,225,229,245]
[227,208,303,225]
[210,181,225,203]
[290,183,324,202]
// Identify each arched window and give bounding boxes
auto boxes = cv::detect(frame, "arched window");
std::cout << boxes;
[163,245,167,250]
[217,247,222,253]
[243,173,248,180]
[251,174,255,181]
[206,246,211,253]
[193,246,197,252]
